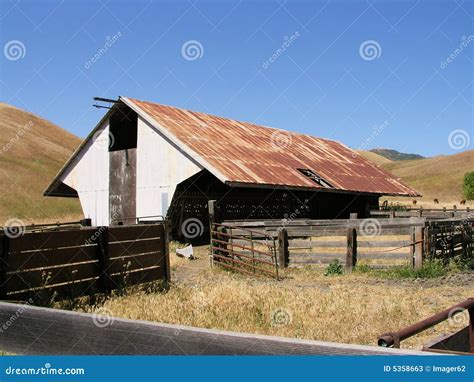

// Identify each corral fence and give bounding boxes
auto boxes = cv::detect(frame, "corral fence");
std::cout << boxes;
[221,216,473,272]
[0,222,170,302]
[210,223,279,279]
[425,219,473,265]
[371,206,472,220]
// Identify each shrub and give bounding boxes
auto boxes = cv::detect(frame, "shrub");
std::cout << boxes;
[463,171,474,200]
[372,260,447,279]
[324,259,343,276]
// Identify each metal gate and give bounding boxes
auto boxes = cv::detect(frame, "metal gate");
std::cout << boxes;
[210,223,279,279]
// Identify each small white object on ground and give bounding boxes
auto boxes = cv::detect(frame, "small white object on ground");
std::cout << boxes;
[176,245,194,259]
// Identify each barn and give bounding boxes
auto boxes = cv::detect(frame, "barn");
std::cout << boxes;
[44,96,419,238]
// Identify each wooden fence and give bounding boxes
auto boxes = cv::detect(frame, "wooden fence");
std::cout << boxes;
[371,207,472,220]
[425,219,473,265]
[223,217,473,270]
[0,302,428,355]
[0,223,170,302]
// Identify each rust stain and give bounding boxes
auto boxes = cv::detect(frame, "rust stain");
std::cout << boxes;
[127,97,420,196]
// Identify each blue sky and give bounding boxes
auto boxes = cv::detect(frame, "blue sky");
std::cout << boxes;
[1,0,473,156]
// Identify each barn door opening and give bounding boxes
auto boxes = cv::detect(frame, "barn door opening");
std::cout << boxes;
[109,105,138,225]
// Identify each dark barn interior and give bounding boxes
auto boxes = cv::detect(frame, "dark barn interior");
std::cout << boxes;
[167,170,379,240]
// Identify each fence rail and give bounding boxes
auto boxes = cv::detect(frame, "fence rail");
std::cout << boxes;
[378,298,474,354]
[210,223,279,279]
[222,217,473,270]
[371,207,472,220]
[0,302,428,355]
[0,223,170,302]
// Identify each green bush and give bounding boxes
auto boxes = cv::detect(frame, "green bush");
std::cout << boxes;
[463,171,474,200]
[324,259,343,276]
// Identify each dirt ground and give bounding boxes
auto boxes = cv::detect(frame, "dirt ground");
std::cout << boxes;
[86,245,474,352]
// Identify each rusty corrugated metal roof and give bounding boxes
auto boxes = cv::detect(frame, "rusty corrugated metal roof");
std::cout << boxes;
[123,97,420,196]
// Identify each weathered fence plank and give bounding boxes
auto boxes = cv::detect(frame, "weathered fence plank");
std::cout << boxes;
[1,223,170,301]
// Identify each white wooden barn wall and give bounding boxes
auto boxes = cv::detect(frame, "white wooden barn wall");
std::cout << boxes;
[59,122,110,226]
[136,116,202,220]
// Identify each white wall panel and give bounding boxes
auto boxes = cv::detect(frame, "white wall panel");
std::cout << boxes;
[60,122,110,226]
[136,116,202,220]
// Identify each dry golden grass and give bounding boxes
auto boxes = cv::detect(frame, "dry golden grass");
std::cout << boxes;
[85,247,474,351]
[0,102,83,223]
[360,149,474,204]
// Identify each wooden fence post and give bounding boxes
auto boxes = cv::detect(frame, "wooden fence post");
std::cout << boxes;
[97,226,111,293]
[277,228,289,268]
[346,228,357,272]
[412,226,423,269]
[423,226,430,262]
[0,235,9,300]
[162,222,171,288]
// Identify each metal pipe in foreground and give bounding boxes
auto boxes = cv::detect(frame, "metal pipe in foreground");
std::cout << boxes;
[378,298,474,349]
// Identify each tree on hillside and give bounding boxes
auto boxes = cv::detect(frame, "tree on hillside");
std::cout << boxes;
[464,171,474,200]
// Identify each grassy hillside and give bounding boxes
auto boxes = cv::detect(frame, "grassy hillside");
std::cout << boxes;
[359,149,474,205]
[357,150,392,166]
[370,148,425,161]
[0,103,83,224]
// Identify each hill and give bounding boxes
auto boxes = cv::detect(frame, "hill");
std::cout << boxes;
[359,149,474,205]
[370,148,425,161]
[0,103,82,224]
